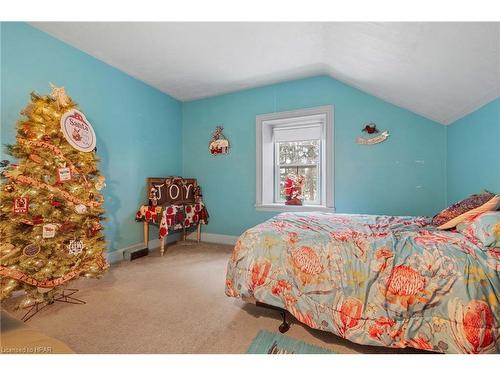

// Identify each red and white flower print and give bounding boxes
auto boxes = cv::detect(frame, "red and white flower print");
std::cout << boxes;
[448,298,496,353]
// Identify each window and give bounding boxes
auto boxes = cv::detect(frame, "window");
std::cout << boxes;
[256,106,334,211]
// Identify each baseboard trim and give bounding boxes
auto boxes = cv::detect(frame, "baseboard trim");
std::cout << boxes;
[106,233,181,264]
[186,231,238,245]
[106,231,237,264]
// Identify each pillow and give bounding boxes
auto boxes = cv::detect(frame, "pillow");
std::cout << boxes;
[432,192,500,230]
[457,211,500,248]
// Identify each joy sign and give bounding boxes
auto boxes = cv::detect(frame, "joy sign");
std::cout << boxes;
[147,177,198,205]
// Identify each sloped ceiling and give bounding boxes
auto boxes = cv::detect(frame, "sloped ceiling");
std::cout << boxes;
[31,22,500,124]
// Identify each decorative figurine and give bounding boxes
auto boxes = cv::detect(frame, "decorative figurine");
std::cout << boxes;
[282,174,305,206]
[209,126,230,155]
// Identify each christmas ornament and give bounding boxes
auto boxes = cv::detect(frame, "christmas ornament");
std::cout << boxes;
[50,199,62,207]
[357,123,390,145]
[49,83,70,109]
[60,109,96,152]
[208,126,230,155]
[13,197,29,214]
[32,215,44,225]
[23,244,40,257]
[75,204,87,214]
[362,123,379,134]
[42,224,57,239]
[95,176,106,191]
[60,221,77,233]
[86,222,102,238]
[29,154,43,164]
[67,240,84,255]
[56,166,72,183]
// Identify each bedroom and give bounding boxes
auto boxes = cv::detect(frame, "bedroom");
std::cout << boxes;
[1,0,499,373]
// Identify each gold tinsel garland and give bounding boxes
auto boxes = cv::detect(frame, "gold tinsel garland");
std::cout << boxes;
[17,138,89,185]
[0,254,108,288]
[4,172,102,208]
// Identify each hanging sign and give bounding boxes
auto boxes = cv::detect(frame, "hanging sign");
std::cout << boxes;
[42,224,57,239]
[57,166,72,183]
[60,109,96,152]
[356,131,390,145]
[13,197,29,214]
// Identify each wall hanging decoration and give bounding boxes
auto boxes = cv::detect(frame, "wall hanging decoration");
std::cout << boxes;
[282,173,305,206]
[356,123,390,145]
[208,126,230,155]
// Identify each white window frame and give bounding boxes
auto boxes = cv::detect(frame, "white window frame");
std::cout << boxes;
[256,105,334,212]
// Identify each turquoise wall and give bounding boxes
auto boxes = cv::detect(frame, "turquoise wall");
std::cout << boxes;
[7,23,486,244]
[447,98,500,203]
[182,76,447,236]
[0,23,183,252]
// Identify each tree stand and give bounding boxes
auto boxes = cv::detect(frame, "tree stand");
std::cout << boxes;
[21,288,85,322]
[256,301,290,333]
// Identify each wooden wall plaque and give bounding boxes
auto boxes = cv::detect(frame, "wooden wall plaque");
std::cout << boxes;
[147,177,198,205]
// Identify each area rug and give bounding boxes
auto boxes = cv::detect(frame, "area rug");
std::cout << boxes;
[247,330,334,354]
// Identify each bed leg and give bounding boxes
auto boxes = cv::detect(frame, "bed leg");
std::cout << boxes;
[255,301,290,334]
[279,310,290,333]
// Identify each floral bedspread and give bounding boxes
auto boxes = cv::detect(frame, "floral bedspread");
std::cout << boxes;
[225,212,499,353]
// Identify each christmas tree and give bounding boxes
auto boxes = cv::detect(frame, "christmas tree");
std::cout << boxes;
[0,84,108,309]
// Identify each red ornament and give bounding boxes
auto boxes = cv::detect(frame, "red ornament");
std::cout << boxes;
[32,215,44,225]
[51,199,62,207]
[86,225,101,238]
[362,123,379,134]
[60,221,77,233]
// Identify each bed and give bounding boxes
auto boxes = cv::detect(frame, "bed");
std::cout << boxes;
[225,212,499,354]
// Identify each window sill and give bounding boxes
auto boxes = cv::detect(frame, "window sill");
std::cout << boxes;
[255,204,335,213]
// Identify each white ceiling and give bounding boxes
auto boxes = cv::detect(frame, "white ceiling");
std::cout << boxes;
[31,22,500,125]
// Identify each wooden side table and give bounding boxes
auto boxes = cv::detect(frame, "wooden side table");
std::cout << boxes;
[143,220,202,256]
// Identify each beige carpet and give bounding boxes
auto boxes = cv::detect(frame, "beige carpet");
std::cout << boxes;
[1,241,425,354]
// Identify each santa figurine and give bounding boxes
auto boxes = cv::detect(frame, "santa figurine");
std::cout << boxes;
[148,187,159,206]
[282,174,305,206]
